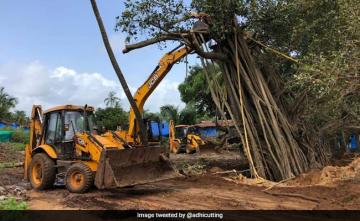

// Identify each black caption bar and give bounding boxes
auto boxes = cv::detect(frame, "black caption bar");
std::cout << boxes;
[0,210,360,221]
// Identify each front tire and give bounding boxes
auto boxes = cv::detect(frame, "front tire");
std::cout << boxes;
[29,153,56,190]
[65,163,93,193]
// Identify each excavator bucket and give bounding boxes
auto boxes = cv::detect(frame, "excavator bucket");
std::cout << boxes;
[94,146,179,189]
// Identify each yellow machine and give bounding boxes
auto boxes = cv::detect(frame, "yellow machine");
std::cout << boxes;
[114,45,191,144]
[169,120,205,154]
[24,45,192,193]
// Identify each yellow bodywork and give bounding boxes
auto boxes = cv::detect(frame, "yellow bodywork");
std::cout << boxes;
[120,46,191,144]
[169,120,206,154]
[169,120,181,153]
[24,45,190,190]
[24,105,177,189]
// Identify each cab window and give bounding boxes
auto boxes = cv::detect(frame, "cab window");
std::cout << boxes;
[64,111,84,141]
[45,112,62,144]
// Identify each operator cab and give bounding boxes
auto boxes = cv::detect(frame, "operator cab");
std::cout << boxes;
[42,105,96,160]
[175,125,188,139]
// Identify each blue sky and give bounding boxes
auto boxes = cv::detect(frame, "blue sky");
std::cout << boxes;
[0,0,198,114]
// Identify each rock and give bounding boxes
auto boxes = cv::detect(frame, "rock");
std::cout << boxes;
[0,195,7,201]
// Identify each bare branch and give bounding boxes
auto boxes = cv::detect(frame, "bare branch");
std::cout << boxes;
[122,33,184,53]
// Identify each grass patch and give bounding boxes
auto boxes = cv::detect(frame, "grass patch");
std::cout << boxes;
[0,162,20,169]
[8,142,25,151]
[0,198,27,210]
[10,130,29,144]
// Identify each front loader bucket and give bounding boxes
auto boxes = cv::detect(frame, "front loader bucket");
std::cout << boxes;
[95,146,179,189]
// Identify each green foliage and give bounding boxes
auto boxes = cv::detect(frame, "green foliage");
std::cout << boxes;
[178,65,216,116]
[0,198,27,210]
[116,0,192,42]
[160,104,198,125]
[10,111,28,126]
[95,107,129,131]
[117,0,359,139]
[0,162,18,169]
[143,110,161,122]
[191,0,245,40]
[10,130,29,144]
[0,87,17,121]
[160,105,180,124]
[284,0,360,132]
[178,104,197,125]
[243,0,341,63]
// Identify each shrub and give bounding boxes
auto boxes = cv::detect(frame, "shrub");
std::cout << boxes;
[10,130,29,144]
[0,198,27,210]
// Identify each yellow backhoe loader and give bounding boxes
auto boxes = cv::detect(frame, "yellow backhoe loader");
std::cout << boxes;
[169,120,206,154]
[24,45,192,193]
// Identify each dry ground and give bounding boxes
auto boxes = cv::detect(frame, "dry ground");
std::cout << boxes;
[0,143,359,210]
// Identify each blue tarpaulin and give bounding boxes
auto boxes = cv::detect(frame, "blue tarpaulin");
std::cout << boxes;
[10,123,19,129]
[160,122,169,137]
[150,121,160,139]
[348,133,358,151]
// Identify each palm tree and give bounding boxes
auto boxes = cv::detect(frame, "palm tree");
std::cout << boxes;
[104,91,120,108]
[0,87,17,120]
[12,110,27,126]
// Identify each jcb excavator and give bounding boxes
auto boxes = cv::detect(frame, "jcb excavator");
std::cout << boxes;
[169,120,206,154]
[24,45,192,193]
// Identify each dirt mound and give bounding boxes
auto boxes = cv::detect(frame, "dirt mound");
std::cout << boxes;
[288,157,360,186]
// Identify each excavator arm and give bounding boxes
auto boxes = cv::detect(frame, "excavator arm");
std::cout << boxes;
[122,45,192,143]
[24,105,43,179]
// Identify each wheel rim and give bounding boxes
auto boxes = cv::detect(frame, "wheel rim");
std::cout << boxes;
[70,171,85,189]
[31,162,42,185]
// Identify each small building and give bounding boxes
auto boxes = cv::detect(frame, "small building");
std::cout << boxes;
[195,121,218,137]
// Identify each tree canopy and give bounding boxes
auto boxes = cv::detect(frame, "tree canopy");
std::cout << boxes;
[96,92,128,131]
[178,65,216,117]
[114,0,359,180]
[0,87,18,121]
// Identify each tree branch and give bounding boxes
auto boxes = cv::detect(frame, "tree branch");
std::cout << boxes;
[189,33,227,61]
[123,33,184,53]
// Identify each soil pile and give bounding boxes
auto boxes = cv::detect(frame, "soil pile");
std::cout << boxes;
[287,156,360,186]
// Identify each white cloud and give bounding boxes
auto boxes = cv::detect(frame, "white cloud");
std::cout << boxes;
[0,61,184,115]
[0,61,124,114]
[144,79,185,112]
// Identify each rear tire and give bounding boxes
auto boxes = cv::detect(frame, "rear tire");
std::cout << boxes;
[29,153,56,190]
[65,163,93,193]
